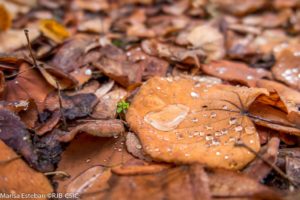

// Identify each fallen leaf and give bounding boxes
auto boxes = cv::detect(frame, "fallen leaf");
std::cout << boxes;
[0,140,52,198]
[3,63,54,112]
[101,164,211,200]
[203,60,271,87]
[187,24,225,61]
[0,108,39,170]
[58,119,125,142]
[45,92,97,120]
[126,76,269,169]
[272,49,300,90]
[39,19,70,43]
[92,88,127,119]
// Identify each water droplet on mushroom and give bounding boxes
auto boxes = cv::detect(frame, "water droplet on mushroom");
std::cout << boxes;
[210,112,217,118]
[245,126,255,134]
[144,104,190,131]
[166,147,172,153]
[118,148,122,152]
[216,151,221,156]
[229,117,237,125]
[205,125,213,130]
[249,140,254,144]
[15,80,19,84]
[224,155,229,160]
[136,144,142,149]
[235,126,243,132]
[190,91,199,98]
[185,153,190,157]
[229,161,238,168]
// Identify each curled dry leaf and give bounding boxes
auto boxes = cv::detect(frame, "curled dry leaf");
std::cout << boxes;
[0,140,53,198]
[0,109,39,169]
[56,134,131,197]
[126,132,151,161]
[92,88,127,119]
[187,24,225,61]
[141,39,204,67]
[272,49,300,90]
[208,168,281,200]
[101,164,211,200]
[126,76,269,170]
[249,102,300,135]
[211,0,268,16]
[94,45,144,87]
[58,119,125,142]
[202,60,271,87]
[3,63,54,112]
[45,92,97,120]
[51,34,95,73]
[39,19,70,43]
[256,79,300,126]
[243,137,280,181]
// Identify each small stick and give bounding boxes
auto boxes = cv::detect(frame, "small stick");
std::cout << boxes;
[0,156,20,164]
[44,171,70,178]
[56,80,68,130]
[235,141,297,187]
[24,29,38,68]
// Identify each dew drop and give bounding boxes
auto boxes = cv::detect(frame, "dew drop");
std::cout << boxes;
[85,69,92,75]
[224,155,229,160]
[136,144,142,149]
[229,117,237,125]
[249,140,254,144]
[185,153,190,157]
[210,112,217,118]
[144,104,190,131]
[216,151,221,156]
[191,91,199,98]
[205,134,214,141]
[235,126,243,132]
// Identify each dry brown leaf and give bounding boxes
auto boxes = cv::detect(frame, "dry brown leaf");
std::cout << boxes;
[0,140,52,198]
[101,164,211,200]
[203,60,271,87]
[249,102,300,135]
[272,49,300,90]
[126,76,269,170]
[256,79,300,126]
[187,24,225,61]
[3,63,54,112]
[126,132,152,161]
[208,168,281,200]
[58,119,125,142]
[211,0,268,16]
[39,19,70,43]
[92,88,127,119]
[56,134,131,197]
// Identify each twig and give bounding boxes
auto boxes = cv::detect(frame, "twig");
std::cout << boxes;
[44,171,70,178]
[0,156,20,164]
[56,80,68,130]
[24,29,38,68]
[235,141,297,187]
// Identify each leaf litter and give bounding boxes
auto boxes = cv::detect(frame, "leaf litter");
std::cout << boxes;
[1,0,300,199]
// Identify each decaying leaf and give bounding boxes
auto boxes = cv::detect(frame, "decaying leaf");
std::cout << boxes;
[0,140,53,198]
[126,76,269,170]
[45,92,97,120]
[58,119,125,142]
[272,49,300,90]
[39,19,70,43]
[187,24,225,61]
[203,60,271,87]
